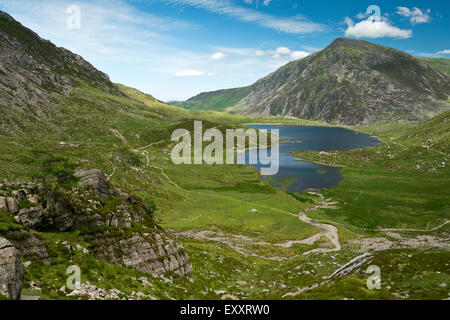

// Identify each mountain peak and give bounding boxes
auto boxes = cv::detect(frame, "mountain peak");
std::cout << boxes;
[177,38,450,125]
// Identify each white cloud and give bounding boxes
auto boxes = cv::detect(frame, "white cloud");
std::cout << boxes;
[356,11,369,20]
[290,51,309,60]
[210,52,226,60]
[396,7,431,25]
[243,0,273,6]
[175,69,216,77]
[276,47,291,55]
[255,50,265,56]
[437,50,450,55]
[160,0,325,34]
[344,17,412,39]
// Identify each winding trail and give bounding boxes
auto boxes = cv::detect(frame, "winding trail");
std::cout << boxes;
[174,194,342,260]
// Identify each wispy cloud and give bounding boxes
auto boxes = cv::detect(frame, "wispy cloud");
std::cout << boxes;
[210,52,226,60]
[396,7,431,25]
[243,0,272,7]
[419,49,450,58]
[175,69,216,76]
[160,0,325,34]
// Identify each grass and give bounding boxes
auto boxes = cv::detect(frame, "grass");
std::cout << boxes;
[292,119,449,230]
[0,77,448,300]
[420,57,450,76]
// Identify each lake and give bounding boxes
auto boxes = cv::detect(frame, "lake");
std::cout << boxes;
[237,125,380,193]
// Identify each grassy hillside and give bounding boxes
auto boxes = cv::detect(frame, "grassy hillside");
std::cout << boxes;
[420,57,450,75]
[168,85,253,112]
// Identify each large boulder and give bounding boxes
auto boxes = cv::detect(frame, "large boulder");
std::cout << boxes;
[88,232,192,280]
[74,169,110,199]
[0,237,24,300]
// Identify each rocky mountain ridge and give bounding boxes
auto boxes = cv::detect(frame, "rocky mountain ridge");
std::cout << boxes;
[177,38,450,125]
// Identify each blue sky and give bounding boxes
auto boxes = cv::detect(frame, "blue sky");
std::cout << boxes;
[0,0,449,101]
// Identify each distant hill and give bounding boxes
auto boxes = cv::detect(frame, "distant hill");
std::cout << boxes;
[419,58,450,76]
[402,109,450,153]
[168,85,253,112]
[175,38,450,125]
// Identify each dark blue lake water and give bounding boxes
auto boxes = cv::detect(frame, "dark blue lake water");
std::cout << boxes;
[237,125,380,193]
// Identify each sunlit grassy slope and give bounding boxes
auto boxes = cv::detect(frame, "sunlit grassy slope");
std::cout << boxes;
[420,57,450,76]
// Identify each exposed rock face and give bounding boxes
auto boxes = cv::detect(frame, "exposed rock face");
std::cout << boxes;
[74,169,110,199]
[0,169,192,279]
[87,232,192,279]
[0,237,24,300]
[0,169,147,231]
[4,230,50,265]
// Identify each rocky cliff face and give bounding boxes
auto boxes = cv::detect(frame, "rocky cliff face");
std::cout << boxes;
[0,237,24,300]
[87,232,192,280]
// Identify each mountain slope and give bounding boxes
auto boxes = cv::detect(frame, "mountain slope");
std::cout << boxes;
[178,38,450,125]
[168,85,253,112]
[0,11,126,135]
[420,58,450,76]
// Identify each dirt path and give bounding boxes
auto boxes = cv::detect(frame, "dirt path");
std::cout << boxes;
[109,128,127,144]
[174,194,342,259]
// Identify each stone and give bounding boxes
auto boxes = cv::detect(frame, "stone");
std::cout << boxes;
[91,232,192,278]
[5,230,50,265]
[6,197,18,214]
[74,169,110,199]
[0,196,8,211]
[14,206,45,228]
[0,237,24,300]
[75,244,90,255]
[26,194,40,204]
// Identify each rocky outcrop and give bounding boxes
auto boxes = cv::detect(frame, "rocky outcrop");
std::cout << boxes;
[0,169,148,231]
[87,231,192,279]
[0,169,192,279]
[74,169,111,200]
[0,237,24,300]
[3,230,50,265]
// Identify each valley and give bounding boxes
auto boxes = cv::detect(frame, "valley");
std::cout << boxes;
[0,9,448,302]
